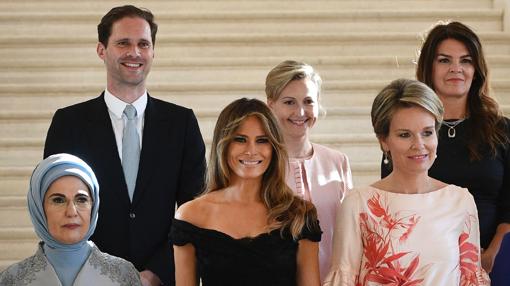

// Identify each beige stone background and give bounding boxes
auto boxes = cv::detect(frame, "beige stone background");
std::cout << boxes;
[1,0,510,269]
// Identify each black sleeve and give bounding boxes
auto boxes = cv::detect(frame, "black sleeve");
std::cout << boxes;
[299,214,322,242]
[175,109,206,206]
[169,219,198,246]
[44,109,75,158]
[497,119,510,225]
[145,244,173,285]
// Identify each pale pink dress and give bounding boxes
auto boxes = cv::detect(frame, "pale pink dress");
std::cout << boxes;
[286,143,353,282]
[324,185,490,286]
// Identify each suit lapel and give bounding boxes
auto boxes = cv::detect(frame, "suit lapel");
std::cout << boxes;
[132,95,164,206]
[85,93,131,205]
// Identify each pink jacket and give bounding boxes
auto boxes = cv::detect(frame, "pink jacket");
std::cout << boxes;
[286,143,353,283]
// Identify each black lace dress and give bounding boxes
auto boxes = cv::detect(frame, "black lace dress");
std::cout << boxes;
[170,218,321,286]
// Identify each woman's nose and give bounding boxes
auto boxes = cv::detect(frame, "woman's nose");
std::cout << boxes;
[296,105,305,116]
[64,200,79,216]
[412,136,425,149]
[244,141,257,155]
[449,62,462,73]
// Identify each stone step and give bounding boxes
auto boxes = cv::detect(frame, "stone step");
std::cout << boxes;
[0,106,373,141]
[0,10,502,36]
[0,206,31,228]
[0,65,413,85]
[0,159,381,200]
[0,132,381,168]
[6,55,510,84]
[0,0,493,14]
[2,80,510,111]
[0,227,38,263]
[1,32,510,58]
[3,99,510,138]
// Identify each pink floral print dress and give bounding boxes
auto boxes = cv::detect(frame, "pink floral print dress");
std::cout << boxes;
[324,185,489,286]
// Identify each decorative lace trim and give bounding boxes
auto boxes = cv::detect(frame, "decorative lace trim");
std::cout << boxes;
[0,243,48,286]
[88,246,140,286]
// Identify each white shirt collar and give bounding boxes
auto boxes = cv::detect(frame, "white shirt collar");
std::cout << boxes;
[104,89,148,119]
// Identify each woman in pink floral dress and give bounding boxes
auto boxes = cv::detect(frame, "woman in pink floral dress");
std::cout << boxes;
[324,79,489,286]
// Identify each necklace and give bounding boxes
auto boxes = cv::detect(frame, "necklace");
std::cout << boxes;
[442,118,466,138]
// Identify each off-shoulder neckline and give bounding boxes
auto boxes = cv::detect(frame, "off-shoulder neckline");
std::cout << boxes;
[173,218,276,241]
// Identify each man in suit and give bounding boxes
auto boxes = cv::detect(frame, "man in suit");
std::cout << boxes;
[44,5,206,286]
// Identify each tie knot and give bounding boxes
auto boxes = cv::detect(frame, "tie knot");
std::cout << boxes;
[123,104,137,120]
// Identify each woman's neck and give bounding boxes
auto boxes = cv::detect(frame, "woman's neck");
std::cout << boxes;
[284,135,313,158]
[379,171,435,194]
[438,94,468,120]
[225,178,263,203]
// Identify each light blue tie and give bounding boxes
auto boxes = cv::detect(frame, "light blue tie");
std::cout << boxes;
[122,104,140,201]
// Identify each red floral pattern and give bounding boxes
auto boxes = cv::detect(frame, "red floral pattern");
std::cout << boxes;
[354,193,487,286]
[358,193,423,286]
[459,215,488,286]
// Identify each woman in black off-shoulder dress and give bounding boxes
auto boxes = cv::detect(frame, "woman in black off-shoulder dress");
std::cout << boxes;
[170,98,322,286]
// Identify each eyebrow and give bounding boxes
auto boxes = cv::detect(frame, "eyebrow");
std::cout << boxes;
[437,53,472,58]
[234,134,268,138]
[47,193,65,197]
[394,126,435,131]
[114,38,150,43]
[47,192,90,198]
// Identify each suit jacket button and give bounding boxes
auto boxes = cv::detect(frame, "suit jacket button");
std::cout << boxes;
[129,212,136,219]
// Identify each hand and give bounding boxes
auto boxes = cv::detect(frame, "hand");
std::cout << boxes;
[481,248,497,273]
[140,270,162,286]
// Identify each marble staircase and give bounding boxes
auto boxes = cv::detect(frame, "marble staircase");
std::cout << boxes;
[1,0,508,269]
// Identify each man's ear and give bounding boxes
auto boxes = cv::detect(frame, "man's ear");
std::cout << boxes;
[97,42,106,60]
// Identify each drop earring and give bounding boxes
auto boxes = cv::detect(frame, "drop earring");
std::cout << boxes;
[383,151,389,164]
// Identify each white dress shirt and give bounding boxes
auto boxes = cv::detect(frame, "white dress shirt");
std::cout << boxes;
[104,89,147,162]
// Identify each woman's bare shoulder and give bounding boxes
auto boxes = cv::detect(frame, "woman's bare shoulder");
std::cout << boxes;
[175,190,226,226]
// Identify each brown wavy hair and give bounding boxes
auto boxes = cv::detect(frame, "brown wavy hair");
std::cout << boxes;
[205,98,317,239]
[416,21,508,160]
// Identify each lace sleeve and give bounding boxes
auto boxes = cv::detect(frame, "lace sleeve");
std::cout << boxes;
[298,212,322,242]
[169,219,200,246]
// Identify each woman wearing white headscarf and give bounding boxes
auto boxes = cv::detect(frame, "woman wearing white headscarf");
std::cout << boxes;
[0,153,141,286]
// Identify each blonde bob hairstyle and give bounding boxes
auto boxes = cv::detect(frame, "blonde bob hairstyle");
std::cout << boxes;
[371,78,444,143]
[205,98,317,239]
[265,60,322,102]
